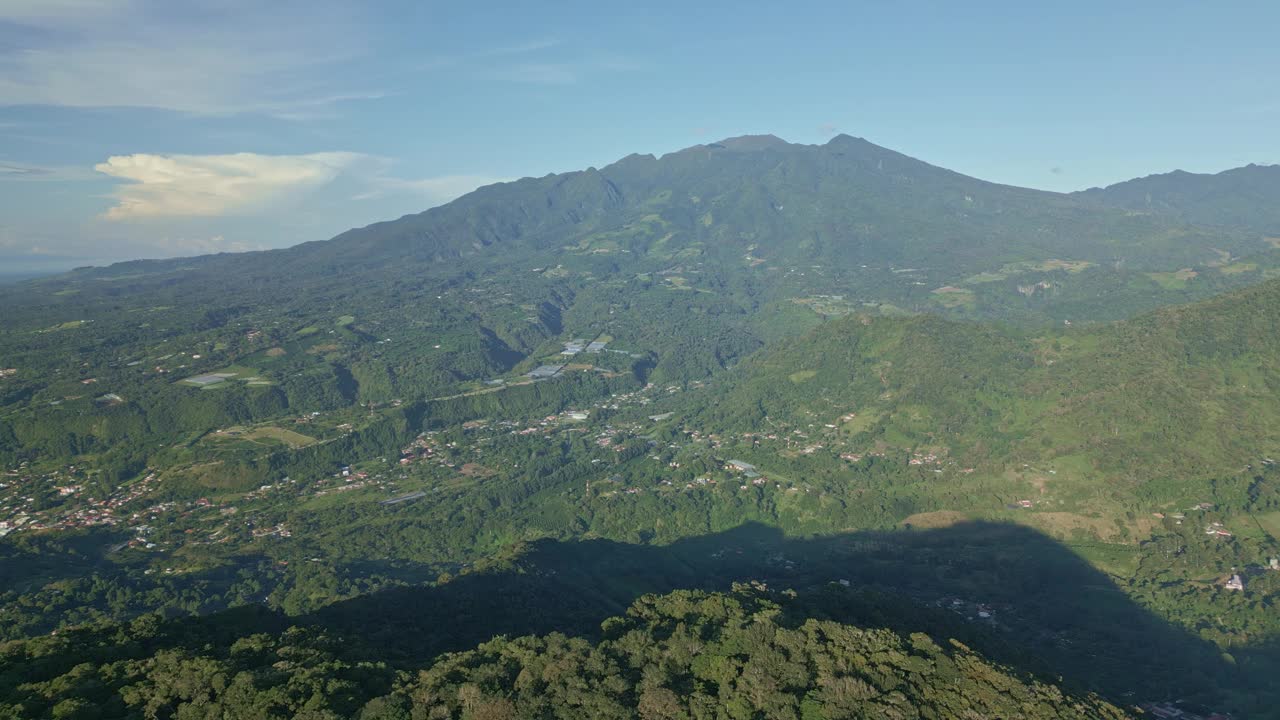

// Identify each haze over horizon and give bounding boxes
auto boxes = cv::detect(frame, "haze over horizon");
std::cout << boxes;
[2,0,1278,270]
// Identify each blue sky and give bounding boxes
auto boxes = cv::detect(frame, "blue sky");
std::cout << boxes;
[2,0,1277,270]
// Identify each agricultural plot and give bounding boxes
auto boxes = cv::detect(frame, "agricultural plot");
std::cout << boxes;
[963,258,1093,284]
[1145,268,1199,289]
[206,425,317,449]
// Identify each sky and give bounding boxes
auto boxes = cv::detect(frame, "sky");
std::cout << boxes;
[1,0,1278,271]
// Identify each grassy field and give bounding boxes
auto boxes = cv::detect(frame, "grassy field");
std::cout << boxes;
[1250,511,1280,539]
[964,259,1093,284]
[1219,262,1259,275]
[207,425,317,449]
[931,286,977,309]
[42,320,87,332]
[1146,268,1198,289]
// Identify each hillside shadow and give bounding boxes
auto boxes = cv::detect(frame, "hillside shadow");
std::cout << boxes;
[304,521,1261,712]
[8,522,1267,714]
[0,526,134,592]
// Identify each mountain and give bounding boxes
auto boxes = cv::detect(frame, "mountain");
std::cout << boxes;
[294,132,1251,273]
[1077,163,1280,236]
[8,135,1275,324]
[5,135,1280,481]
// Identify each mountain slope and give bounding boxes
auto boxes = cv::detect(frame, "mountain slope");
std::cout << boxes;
[285,133,1260,275]
[694,274,1280,491]
[9,135,1269,314]
[1077,163,1280,236]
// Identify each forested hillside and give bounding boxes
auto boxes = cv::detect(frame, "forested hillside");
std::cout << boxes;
[0,583,1130,719]
[1078,163,1280,235]
[695,273,1280,486]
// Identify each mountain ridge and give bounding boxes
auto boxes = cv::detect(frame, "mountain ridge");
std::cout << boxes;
[17,133,1270,278]
[1076,162,1280,234]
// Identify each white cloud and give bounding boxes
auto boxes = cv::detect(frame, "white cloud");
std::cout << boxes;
[93,150,507,222]
[94,152,362,220]
[9,148,510,263]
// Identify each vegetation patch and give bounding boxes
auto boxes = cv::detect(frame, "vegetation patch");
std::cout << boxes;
[901,510,970,528]
[1219,262,1259,275]
[931,285,976,309]
[207,425,317,449]
[1018,511,1127,542]
[964,258,1093,283]
[41,319,87,332]
[459,463,496,478]
[1146,268,1198,289]
[1251,510,1280,539]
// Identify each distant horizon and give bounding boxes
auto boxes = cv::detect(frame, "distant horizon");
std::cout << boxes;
[4,130,1275,274]
[3,1,1277,266]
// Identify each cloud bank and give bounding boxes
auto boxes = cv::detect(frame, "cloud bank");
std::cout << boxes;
[94,152,363,220]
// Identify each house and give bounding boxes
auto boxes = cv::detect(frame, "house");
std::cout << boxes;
[586,341,608,353]
[1225,574,1245,591]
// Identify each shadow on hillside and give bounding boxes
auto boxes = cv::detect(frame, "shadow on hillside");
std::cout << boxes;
[0,526,133,592]
[11,522,1265,713]
[302,521,1261,711]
